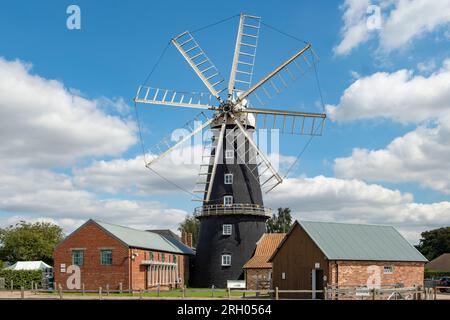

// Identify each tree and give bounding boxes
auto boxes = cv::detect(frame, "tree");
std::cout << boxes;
[178,215,200,247]
[416,227,450,261]
[267,208,293,233]
[0,221,64,265]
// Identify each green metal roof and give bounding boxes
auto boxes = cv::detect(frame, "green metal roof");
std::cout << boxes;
[299,221,427,262]
[93,220,194,255]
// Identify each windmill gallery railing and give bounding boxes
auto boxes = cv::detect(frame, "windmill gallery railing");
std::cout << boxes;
[194,204,272,217]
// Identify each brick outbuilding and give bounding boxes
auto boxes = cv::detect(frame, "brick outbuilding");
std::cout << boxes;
[53,219,194,291]
[269,221,427,298]
[243,233,286,290]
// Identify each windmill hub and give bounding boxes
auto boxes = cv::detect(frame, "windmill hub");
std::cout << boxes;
[221,101,233,113]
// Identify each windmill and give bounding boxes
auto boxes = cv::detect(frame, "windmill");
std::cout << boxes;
[134,13,326,287]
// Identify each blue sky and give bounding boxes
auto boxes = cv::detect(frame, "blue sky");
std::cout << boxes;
[0,0,449,243]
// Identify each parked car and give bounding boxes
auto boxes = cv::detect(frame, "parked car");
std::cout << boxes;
[437,277,450,293]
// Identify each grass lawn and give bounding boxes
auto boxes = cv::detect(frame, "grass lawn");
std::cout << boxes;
[45,288,270,299]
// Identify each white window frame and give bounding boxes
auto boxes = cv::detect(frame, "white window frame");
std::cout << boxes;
[225,149,234,159]
[383,266,393,274]
[223,224,232,236]
[224,173,233,185]
[224,195,233,206]
[221,254,231,266]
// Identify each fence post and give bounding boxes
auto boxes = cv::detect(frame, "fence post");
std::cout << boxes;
[139,289,143,299]
[324,286,328,300]
[106,284,110,296]
[211,285,215,298]
[31,281,34,293]
[119,282,123,294]
[372,288,376,300]
[58,285,63,300]
[182,285,186,299]
[20,286,24,299]
[157,283,160,297]
[227,288,231,299]
[275,287,279,300]
[99,287,102,300]
[10,279,13,292]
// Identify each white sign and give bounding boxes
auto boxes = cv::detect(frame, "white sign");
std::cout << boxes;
[315,263,320,269]
[227,280,245,289]
[355,287,370,296]
[60,263,66,273]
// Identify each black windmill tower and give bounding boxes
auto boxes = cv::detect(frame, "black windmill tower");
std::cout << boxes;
[134,13,326,288]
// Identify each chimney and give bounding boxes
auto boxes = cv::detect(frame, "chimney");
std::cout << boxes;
[181,231,193,248]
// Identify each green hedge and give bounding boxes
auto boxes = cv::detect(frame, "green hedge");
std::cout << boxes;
[425,270,450,279]
[0,270,42,289]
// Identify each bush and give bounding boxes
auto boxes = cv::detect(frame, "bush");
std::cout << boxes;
[0,270,42,289]
[425,269,450,279]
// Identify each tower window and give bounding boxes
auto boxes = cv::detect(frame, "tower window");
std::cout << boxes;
[225,149,234,159]
[221,254,231,266]
[224,174,233,184]
[224,195,233,206]
[223,224,232,235]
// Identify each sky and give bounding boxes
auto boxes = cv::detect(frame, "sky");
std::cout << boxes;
[0,0,450,244]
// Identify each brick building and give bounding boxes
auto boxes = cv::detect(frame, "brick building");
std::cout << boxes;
[270,221,427,298]
[243,233,285,290]
[53,220,194,291]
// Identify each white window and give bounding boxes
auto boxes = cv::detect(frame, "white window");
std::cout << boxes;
[223,224,232,235]
[225,149,234,159]
[384,266,393,274]
[221,254,231,266]
[282,272,286,280]
[224,174,233,184]
[224,195,233,206]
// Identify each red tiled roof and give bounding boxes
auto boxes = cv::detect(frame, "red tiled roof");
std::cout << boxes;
[243,233,286,269]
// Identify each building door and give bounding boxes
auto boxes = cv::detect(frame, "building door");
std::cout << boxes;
[314,269,324,299]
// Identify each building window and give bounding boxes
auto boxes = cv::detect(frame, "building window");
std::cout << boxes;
[224,173,233,185]
[173,255,177,263]
[161,253,165,263]
[384,266,393,274]
[100,250,113,265]
[223,224,232,236]
[150,252,154,261]
[282,272,286,280]
[224,195,233,206]
[225,149,234,159]
[221,254,231,266]
[72,250,84,266]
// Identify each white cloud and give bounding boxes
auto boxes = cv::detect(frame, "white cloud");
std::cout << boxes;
[334,0,372,56]
[73,155,198,195]
[0,166,188,234]
[335,0,450,55]
[379,0,450,51]
[334,116,450,194]
[266,175,450,243]
[0,57,136,168]
[326,59,450,123]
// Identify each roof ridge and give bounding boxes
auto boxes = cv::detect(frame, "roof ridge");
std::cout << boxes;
[94,219,159,235]
[299,219,394,228]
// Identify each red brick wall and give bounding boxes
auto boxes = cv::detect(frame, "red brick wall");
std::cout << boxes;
[54,221,191,291]
[53,221,130,291]
[332,261,425,288]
